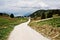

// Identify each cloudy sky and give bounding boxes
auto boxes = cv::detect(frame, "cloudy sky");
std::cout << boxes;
[0,0,60,16]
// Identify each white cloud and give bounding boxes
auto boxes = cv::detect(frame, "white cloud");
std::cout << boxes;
[0,0,48,8]
[0,0,60,9]
[0,0,60,16]
[33,2,48,8]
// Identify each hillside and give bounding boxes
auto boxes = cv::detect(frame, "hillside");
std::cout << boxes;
[29,9,60,40]
[29,9,60,20]
[29,17,60,40]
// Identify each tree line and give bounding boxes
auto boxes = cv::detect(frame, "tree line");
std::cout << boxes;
[0,13,14,18]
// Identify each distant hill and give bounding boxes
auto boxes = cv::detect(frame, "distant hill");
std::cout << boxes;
[0,13,9,17]
[29,9,60,19]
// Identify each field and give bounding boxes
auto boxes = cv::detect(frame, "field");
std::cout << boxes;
[0,16,28,40]
[29,17,60,40]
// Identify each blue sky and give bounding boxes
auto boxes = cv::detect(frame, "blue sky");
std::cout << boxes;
[0,0,60,16]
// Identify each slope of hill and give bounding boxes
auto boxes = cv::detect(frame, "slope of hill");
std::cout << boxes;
[29,9,60,20]
[29,9,60,40]
[29,17,60,40]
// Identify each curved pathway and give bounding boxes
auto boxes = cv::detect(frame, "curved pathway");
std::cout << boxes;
[8,19,50,40]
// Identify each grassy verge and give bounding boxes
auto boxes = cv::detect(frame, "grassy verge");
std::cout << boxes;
[29,17,60,40]
[0,16,28,40]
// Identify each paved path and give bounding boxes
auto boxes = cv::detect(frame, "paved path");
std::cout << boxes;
[8,19,50,40]
[35,18,53,22]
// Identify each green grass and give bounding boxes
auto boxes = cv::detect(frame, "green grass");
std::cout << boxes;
[30,18,60,27]
[37,18,60,27]
[0,17,28,40]
[29,17,60,40]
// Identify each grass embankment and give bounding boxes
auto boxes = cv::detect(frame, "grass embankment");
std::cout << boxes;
[29,17,60,40]
[0,16,28,40]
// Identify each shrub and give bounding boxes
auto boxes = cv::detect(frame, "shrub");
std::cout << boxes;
[10,14,14,18]
[41,13,46,19]
[0,13,3,16]
[47,12,53,18]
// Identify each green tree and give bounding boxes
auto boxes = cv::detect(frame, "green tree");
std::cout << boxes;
[10,14,14,18]
[58,10,60,16]
[0,13,3,16]
[47,12,53,18]
[41,13,45,19]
